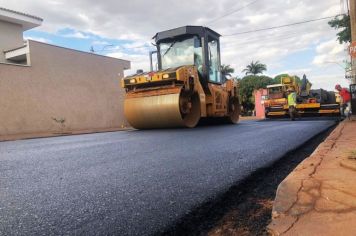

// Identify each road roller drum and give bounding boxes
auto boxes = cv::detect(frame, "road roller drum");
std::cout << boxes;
[124,88,201,129]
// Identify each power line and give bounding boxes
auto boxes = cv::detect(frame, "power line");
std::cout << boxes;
[99,14,341,53]
[99,44,155,53]
[340,0,345,14]
[124,44,155,49]
[340,0,350,15]
[223,33,315,48]
[205,0,261,25]
[99,0,260,51]
[345,0,350,15]
[222,24,331,47]
[223,15,341,36]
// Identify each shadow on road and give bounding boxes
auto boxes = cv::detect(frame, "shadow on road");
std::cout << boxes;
[158,124,336,236]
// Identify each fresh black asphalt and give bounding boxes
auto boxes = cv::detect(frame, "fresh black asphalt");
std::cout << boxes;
[0,120,335,235]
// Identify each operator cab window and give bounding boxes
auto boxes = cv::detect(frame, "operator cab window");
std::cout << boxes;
[208,37,221,83]
[160,36,203,72]
[268,87,284,99]
[193,37,203,75]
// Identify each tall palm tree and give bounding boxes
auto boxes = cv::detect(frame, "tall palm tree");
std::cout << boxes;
[242,61,267,75]
[221,64,235,77]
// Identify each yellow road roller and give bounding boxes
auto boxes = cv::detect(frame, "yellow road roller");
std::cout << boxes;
[121,26,240,129]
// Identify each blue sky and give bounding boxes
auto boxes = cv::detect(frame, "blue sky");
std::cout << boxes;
[24,29,152,56]
[3,0,352,90]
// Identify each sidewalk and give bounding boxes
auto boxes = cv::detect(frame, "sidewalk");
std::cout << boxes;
[268,120,356,236]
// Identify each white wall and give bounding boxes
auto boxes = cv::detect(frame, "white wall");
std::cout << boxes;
[0,40,130,137]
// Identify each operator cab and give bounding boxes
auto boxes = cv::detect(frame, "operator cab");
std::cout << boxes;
[267,84,284,99]
[153,26,223,84]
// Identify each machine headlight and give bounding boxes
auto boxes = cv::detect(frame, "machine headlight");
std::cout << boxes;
[130,78,136,84]
[162,72,176,79]
[144,75,152,81]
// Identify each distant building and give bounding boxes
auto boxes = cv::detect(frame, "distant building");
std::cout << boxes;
[0,8,130,140]
[254,88,268,119]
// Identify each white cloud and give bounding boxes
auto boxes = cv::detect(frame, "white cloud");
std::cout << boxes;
[313,39,347,66]
[24,36,51,43]
[276,68,313,76]
[60,31,91,39]
[308,73,349,90]
[0,0,340,41]
[107,51,151,76]
[91,40,110,45]
[245,13,278,25]
[0,0,350,89]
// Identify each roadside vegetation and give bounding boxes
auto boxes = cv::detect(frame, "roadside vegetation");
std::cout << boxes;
[242,61,267,75]
[221,64,235,78]
[328,14,351,44]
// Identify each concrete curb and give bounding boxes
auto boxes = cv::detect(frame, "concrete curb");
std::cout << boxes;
[267,120,356,236]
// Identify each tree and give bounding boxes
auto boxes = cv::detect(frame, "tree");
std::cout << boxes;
[273,74,301,84]
[221,64,235,77]
[273,74,314,86]
[242,61,267,75]
[238,75,274,112]
[328,14,351,44]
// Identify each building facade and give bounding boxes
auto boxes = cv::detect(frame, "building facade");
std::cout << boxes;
[0,8,130,140]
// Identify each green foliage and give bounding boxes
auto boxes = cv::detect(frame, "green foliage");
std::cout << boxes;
[242,61,267,75]
[272,74,301,85]
[238,75,273,111]
[221,64,235,77]
[272,74,316,88]
[328,14,351,44]
[273,74,289,84]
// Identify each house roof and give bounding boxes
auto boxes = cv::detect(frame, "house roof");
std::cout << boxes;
[0,7,43,31]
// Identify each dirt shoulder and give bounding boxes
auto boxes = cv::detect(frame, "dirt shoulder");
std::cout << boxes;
[268,120,356,236]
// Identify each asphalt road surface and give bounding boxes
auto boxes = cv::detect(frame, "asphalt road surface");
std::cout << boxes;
[0,120,335,236]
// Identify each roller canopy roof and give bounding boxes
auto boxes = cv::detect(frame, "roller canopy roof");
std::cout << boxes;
[153,26,221,43]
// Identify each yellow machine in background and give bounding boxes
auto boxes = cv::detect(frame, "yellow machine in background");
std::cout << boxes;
[264,75,340,118]
[122,26,240,129]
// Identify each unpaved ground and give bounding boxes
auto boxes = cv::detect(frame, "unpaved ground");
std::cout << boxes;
[160,125,336,236]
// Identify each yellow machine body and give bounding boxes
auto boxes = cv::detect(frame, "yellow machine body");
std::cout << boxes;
[264,76,340,118]
[122,66,240,129]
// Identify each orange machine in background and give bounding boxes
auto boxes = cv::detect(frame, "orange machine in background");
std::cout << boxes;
[264,76,340,118]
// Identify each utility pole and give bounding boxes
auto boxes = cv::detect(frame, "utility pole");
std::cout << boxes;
[349,0,356,119]
[350,0,356,84]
